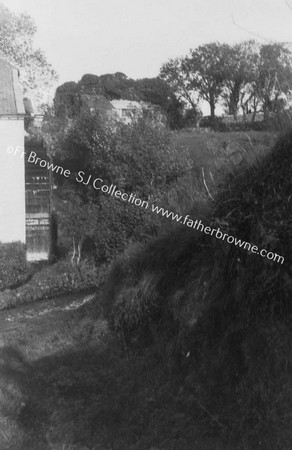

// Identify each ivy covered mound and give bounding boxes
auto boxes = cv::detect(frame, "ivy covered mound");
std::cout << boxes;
[104,131,292,450]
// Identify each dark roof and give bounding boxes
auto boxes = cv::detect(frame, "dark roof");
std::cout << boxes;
[0,59,25,115]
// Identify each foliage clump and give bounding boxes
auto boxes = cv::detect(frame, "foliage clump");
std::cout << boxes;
[53,114,191,264]
[0,3,58,109]
[0,242,27,290]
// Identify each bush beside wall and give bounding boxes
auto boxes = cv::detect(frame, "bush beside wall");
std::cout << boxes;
[0,242,27,290]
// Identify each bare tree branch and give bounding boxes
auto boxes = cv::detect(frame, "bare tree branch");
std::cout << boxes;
[231,14,270,42]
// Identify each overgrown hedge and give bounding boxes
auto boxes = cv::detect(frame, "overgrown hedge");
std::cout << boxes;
[199,110,292,132]
[0,242,27,290]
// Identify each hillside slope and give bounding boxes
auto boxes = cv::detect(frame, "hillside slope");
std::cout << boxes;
[103,130,292,449]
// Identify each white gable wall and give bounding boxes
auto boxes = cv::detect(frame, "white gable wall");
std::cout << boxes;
[0,118,25,243]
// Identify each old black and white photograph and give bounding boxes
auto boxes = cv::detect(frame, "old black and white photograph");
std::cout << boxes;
[0,1,291,449]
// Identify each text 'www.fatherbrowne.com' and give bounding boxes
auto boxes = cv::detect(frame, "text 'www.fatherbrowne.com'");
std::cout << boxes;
[151,204,284,265]
[7,146,285,265]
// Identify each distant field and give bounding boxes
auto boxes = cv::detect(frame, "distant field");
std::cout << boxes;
[173,129,279,169]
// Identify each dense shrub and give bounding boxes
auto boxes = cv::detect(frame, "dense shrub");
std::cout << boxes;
[54,190,161,265]
[0,242,27,290]
[91,195,159,264]
[60,113,191,196]
[113,118,192,195]
[54,115,191,264]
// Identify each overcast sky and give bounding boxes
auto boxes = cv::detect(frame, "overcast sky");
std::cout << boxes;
[2,0,292,84]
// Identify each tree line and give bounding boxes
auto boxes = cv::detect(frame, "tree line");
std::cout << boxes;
[54,41,292,129]
[1,1,292,130]
[160,41,292,125]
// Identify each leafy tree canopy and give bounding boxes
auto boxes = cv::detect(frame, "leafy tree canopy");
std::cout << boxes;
[53,73,185,129]
[52,113,191,263]
[160,40,292,122]
[58,112,191,198]
[0,2,58,110]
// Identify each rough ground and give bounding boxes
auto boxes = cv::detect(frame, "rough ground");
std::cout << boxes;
[0,292,227,450]
[0,291,109,450]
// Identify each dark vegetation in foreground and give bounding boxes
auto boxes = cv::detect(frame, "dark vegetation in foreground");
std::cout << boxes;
[102,130,292,449]
[0,130,290,450]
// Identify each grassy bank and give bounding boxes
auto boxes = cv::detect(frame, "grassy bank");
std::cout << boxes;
[102,129,292,449]
[174,129,278,168]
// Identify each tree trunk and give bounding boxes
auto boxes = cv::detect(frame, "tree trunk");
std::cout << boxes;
[228,84,240,119]
[210,97,216,128]
[251,96,258,122]
[263,97,271,121]
[228,100,236,117]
